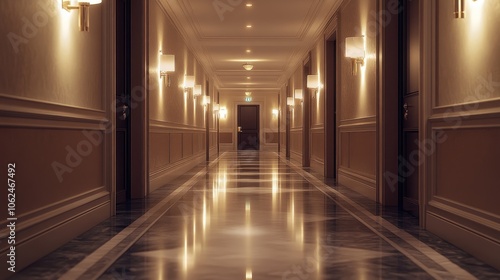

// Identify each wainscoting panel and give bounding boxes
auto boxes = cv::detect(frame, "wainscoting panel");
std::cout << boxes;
[338,120,376,200]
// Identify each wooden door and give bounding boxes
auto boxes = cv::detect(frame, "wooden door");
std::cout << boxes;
[400,0,419,216]
[116,0,131,204]
[237,105,260,150]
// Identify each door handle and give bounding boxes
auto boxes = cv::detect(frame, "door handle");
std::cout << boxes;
[237,126,242,132]
[403,103,412,121]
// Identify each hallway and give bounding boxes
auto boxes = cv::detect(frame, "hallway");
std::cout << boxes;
[14,152,498,279]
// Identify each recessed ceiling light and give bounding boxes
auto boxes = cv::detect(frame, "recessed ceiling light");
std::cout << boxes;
[242,63,254,71]
[246,3,253,7]
[246,49,251,53]
[246,24,252,28]
[247,77,251,79]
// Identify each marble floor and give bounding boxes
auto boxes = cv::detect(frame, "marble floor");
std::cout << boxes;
[13,152,500,279]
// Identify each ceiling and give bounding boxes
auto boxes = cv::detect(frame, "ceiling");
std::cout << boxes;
[158,0,341,93]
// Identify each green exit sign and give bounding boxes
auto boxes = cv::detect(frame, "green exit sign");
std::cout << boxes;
[245,97,252,102]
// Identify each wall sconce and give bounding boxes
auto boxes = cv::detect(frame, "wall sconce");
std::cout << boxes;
[454,0,478,19]
[272,109,279,119]
[307,75,322,97]
[159,53,175,87]
[455,0,465,18]
[62,0,102,31]
[294,89,303,104]
[202,96,211,107]
[287,97,295,109]
[345,36,365,76]
[183,76,195,93]
[193,85,202,98]
[219,107,228,119]
[213,103,220,113]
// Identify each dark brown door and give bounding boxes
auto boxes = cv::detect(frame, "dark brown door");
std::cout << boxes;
[116,0,131,204]
[237,105,260,150]
[400,0,419,217]
[325,38,336,179]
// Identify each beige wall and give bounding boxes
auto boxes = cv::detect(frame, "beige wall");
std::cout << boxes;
[422,0,500,269]
[0,0,112,271]
[337,0,377,200]
[219,91,279,152]
[148,0,215,191]
[310,38,326,175]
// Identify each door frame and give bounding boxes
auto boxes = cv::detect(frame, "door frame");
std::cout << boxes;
[325,33,337,179]
[235,103,262,151]
[115,0,132,205]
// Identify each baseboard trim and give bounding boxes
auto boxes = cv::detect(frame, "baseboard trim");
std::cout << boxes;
[149,153,206,192]
[338,168,376,201]
[426,212,500,270]
[0,201,110,277]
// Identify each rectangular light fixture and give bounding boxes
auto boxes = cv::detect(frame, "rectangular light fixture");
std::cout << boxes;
[294,89,303,100]
[307,75,319,89]
[287,97,294,107]
[193,85,202,98]
[183,76,195,93]
[272,109,279,118]
[219,107,227,119]
[202,96,211,106]
[345,36,365,75]
[159,53,175,86]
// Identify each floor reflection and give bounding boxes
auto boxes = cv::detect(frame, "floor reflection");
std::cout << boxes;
[14,152,499,279]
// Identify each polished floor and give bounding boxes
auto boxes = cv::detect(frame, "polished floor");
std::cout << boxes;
[14,152,499,279]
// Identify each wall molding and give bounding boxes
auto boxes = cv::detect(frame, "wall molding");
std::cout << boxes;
[426,212,500,270]
[150,119,206,132]
[0,190,109,271]
[338,167,376,200]
[0,93,106,124]
[339,115,376,126]
[428,198,500,240]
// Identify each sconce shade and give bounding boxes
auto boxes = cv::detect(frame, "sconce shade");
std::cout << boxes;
[272,109,279,117]
[194,85,202,97]
[213,104,220,112]
[184,76,195,88]
[294,89,303,100]
[287,97,294,106]
[202,96,211,106]
[307,75,319,89]
[345,37,365,58]
[160,55,175,73]
[219,107,228,119]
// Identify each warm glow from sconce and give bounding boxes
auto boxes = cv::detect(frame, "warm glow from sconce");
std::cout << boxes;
[193,85,202,98]
[455,0,479,19]
[245,91,252,96]
[62,0,102,31]
[287,97,295,108]
[307,75,323,98]
[307,75,319,89]
[219,107,227,119]
[345,36,365,76]
[160,53,175,86]
[272,109,279,118]
[183,76,195,93]
[202,96,211,106]
[213,103,220,112]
